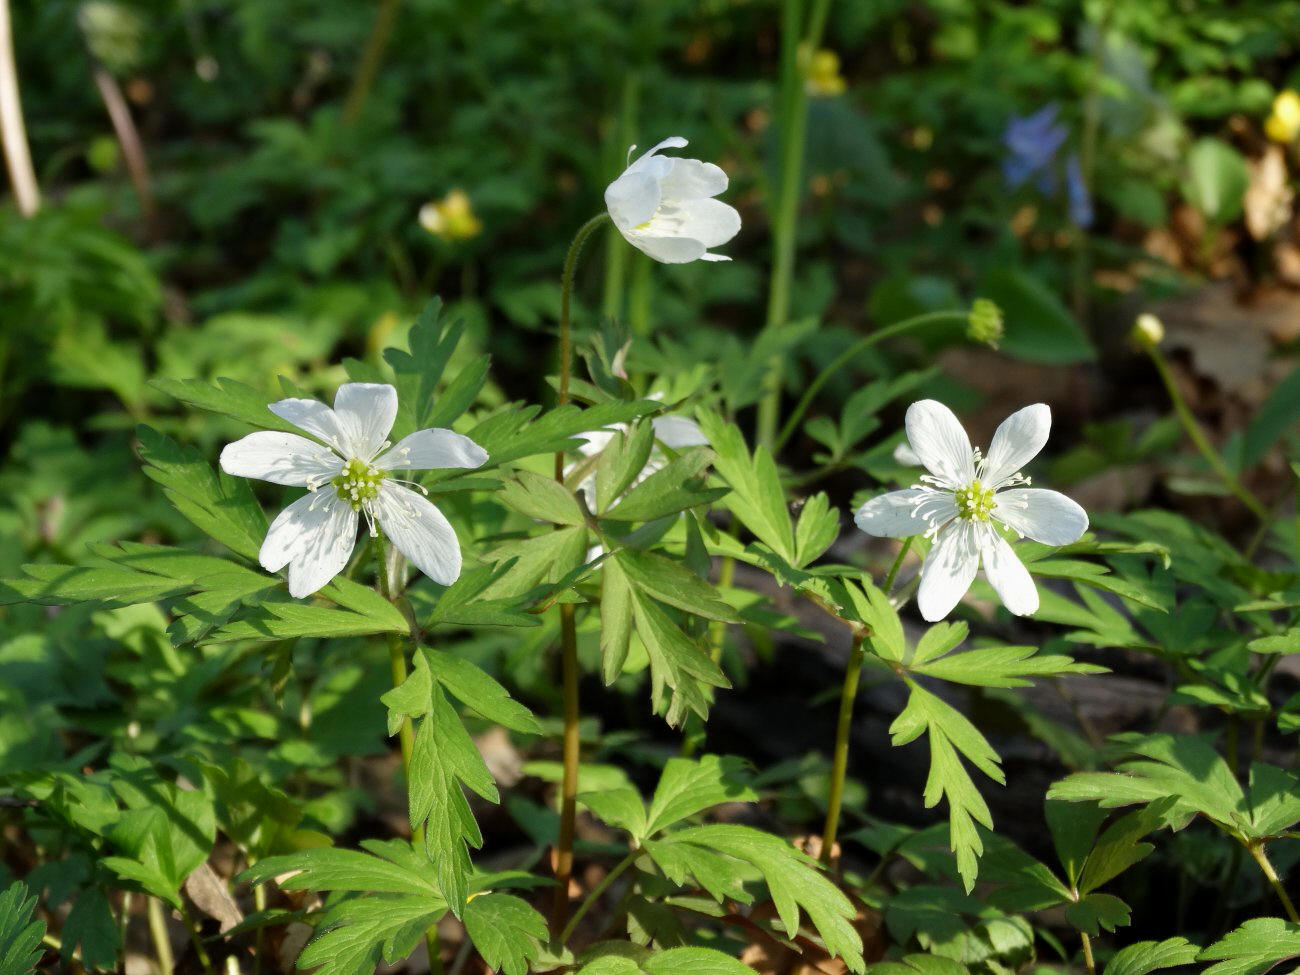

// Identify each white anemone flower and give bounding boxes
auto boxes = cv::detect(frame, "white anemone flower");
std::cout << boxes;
[855,400,1088,622]
[604,137,741,264]
[220,382,488,598]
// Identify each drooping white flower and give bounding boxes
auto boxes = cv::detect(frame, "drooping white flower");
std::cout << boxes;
[220,382,488,598]
[855,400,1088,622]
[604,137,741,264]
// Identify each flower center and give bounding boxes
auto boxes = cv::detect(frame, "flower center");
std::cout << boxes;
[332,459,386,511]
[954,479,996,521]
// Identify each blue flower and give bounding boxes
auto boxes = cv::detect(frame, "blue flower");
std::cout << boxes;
[1001,104,1068,191]
[1065,153,1094,228]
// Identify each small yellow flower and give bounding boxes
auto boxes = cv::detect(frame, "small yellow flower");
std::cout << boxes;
[803,47,846,97]
[1265,90,1300,144]
[419,189,482,242]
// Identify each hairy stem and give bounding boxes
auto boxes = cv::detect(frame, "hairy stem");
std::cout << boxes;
[1144,342,1268,522]
[1248,841,1300,923]
[550,212,608,936]
[560,848,637,946]
[882,537,913,594]
[821,633,865,865]
[774,310,970,452]
[1080,931,1096,975]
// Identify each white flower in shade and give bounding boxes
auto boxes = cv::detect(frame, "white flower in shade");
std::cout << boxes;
[220,382,488,598]
[604,137,741,264]
[855,400,1088,622]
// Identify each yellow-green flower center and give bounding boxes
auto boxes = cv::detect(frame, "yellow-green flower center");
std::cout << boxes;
[954,479,996,521]
[332,459,386,511]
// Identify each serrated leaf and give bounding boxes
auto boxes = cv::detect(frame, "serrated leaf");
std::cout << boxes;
[630,589,729,726]
[1199,918,1300,975]
[643,946,760,975]
[911,644,1104,688]
[427,356,490,429]
[150,376,298,432]
[696,415,794,561]
[381,652,434,737]
[603,449,723,522]
[462,893,547,975]
[471,400,660,468]
[793,493,839,567]
[1045,799,1106,889]
[209,601,406,643]
[499,470,585,525]
[644,756,756,837]
[424,648,542,735]
[60,887,120,971]
[383,298,463,428]
[843,580,904,662]
[616,549,738,623]
[239,845,442,897]
[595,422,656,514]
[600,555,634,684]
[1104,938,1202,975]
[578,788,648,838]
[295,894,445,975]
[1078,802,1169,894]
[1065,892,1131,936]
[0,881,45,975]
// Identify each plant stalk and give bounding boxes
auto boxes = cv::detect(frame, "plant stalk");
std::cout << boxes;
[147,898,174,975]
[559,848,637,946]
[1080,931,1096,975]
[820,633,865,865]
[774,310,969,452]
[91,65,155,230]
[342,0,401,124]
[1144,342,1269,522]
[0,0,38,215]
[1248,841,1300,923]
[550,212,608,936]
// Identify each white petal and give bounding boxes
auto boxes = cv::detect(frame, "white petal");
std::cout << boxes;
[660,157,728,200]
[699,253,732,262]
[983,403,1050,488]
[673,198,740,248]
[576,427,619,458]
[893,441,921,466]
[606,171,662,231]
[269,397,349,454]
[993,488,1088,545]
[374,483,463,586]
[375,428,488,472]
[626,136,688,173]
[333,383,398,460]
[855,488,952,539]
[906,400,975,489]
[627,233,707,264]
[220,432,342,487]
[979,527,1039,616]
[652,415,710,449]
[259,492,357,598]
[917,521,980,622]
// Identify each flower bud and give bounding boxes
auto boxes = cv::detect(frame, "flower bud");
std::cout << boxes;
[967,299,1004,348]
[1132,312,1164,347]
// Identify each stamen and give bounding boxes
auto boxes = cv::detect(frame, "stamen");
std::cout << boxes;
[332,458,388,512]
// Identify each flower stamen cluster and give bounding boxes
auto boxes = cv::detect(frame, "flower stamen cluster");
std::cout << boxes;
[332,458,387,510]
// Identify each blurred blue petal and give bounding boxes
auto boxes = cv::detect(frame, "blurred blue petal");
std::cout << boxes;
[1001,103,1067,189]
[1066,153,1094,227]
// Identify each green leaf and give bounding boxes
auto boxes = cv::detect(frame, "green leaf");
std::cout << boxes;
[240,845,442,897]
[696,415,794,561]
[1045,799,1106,889]
[793,493,839,567]
[1078,803,1169,894]
[1064,892,1131,936]
[499,471,585,526]
[423,648,543,735]
[210,600,406,642]
[482,526,589,598]
[578,787,647,838]
[383,297,463,428]
[643,947,761,975]
[462,893,547,975]
[380,652,434,737]
[1236,365,1300,470]
[1104,939,1202,975]
[150,376,298,432]
[418,564,539,628]
[61,887,121,971]
[136,426,268,560]
[595,422,655,514]
[0,882,45,975]
[630,589,729,726]
[471,400,660,468]
[843,581,904,662]
[616,550,738,623]
[910,644,1104,688]
[644,756,757,837]
[427,356,490,429]
[651,824,863,973]
[977,267,1095,365]
[600,555,634,684]
[295,894,445,975]
[603,448,724,523]
[890,682,1004,891]
[1199,918,1300,975]
[1183,138,1249,225]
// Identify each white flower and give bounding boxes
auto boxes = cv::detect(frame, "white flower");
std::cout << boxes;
[604,137,741,264]
[220,382,488,598]
[855,400,1088,622]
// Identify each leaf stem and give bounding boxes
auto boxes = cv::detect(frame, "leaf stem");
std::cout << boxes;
[774,310,969,453]
[1080,931,1096,975]
[1248,841,1300,923]
[550,212,608,936]
[821,633,865,866]
[147,897,174,975]
[883,537,913,594]
[178,901,215,975]
[1143,341,1268,522]
[559,848,638,945]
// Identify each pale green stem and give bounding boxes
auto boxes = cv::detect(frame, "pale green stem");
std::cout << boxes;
[0,0,39,215]
[1144,341,1269,522]
[883,537,913,594]
[147,898,174,975]
[820,633,865,865]
[559,848,638,945]
[1248,841,1300,923]
[178,902,215,975]
[627,252,652,337]
[342,0,401,124]
[603,75,641,321]
[1080,931,1096,975]
[775,310,969,452]
[550,213,609,936]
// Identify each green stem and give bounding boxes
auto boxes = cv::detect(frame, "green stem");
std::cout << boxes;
[882,537,913,594]
[1080,931,1096,975]
[550,213,608,937]
[602,75,641,321]
[775,310,969,452]
[1247,842,1300,923]
[821,633,865,866]
[756,0,811,449]
[178,902,215,975]
[1144,342,1269,522]
[147,898,174,975]
[342,0,401,124]
[627,252,652,337]
[559,848,637,945]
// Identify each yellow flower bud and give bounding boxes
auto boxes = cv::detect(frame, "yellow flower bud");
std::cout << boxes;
[1266,90,1300,143]
[1132,313,1164,347]
[804,48,846,97]
[419,189,483,242]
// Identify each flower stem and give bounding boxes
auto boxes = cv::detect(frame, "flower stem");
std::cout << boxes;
[559,848,637,946]
[883,537,913,594]
[342,0,401,124]
[374,534,443,975]
[774,310,969,453]
[550,212,608,937]
[147,897,174,975]
[1143,342,1269,522]
[821,633,865,866]
[0,0,38,216]
[1247,841,1300,923]
[1080,931,1096,975]
[178,902,215,975]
